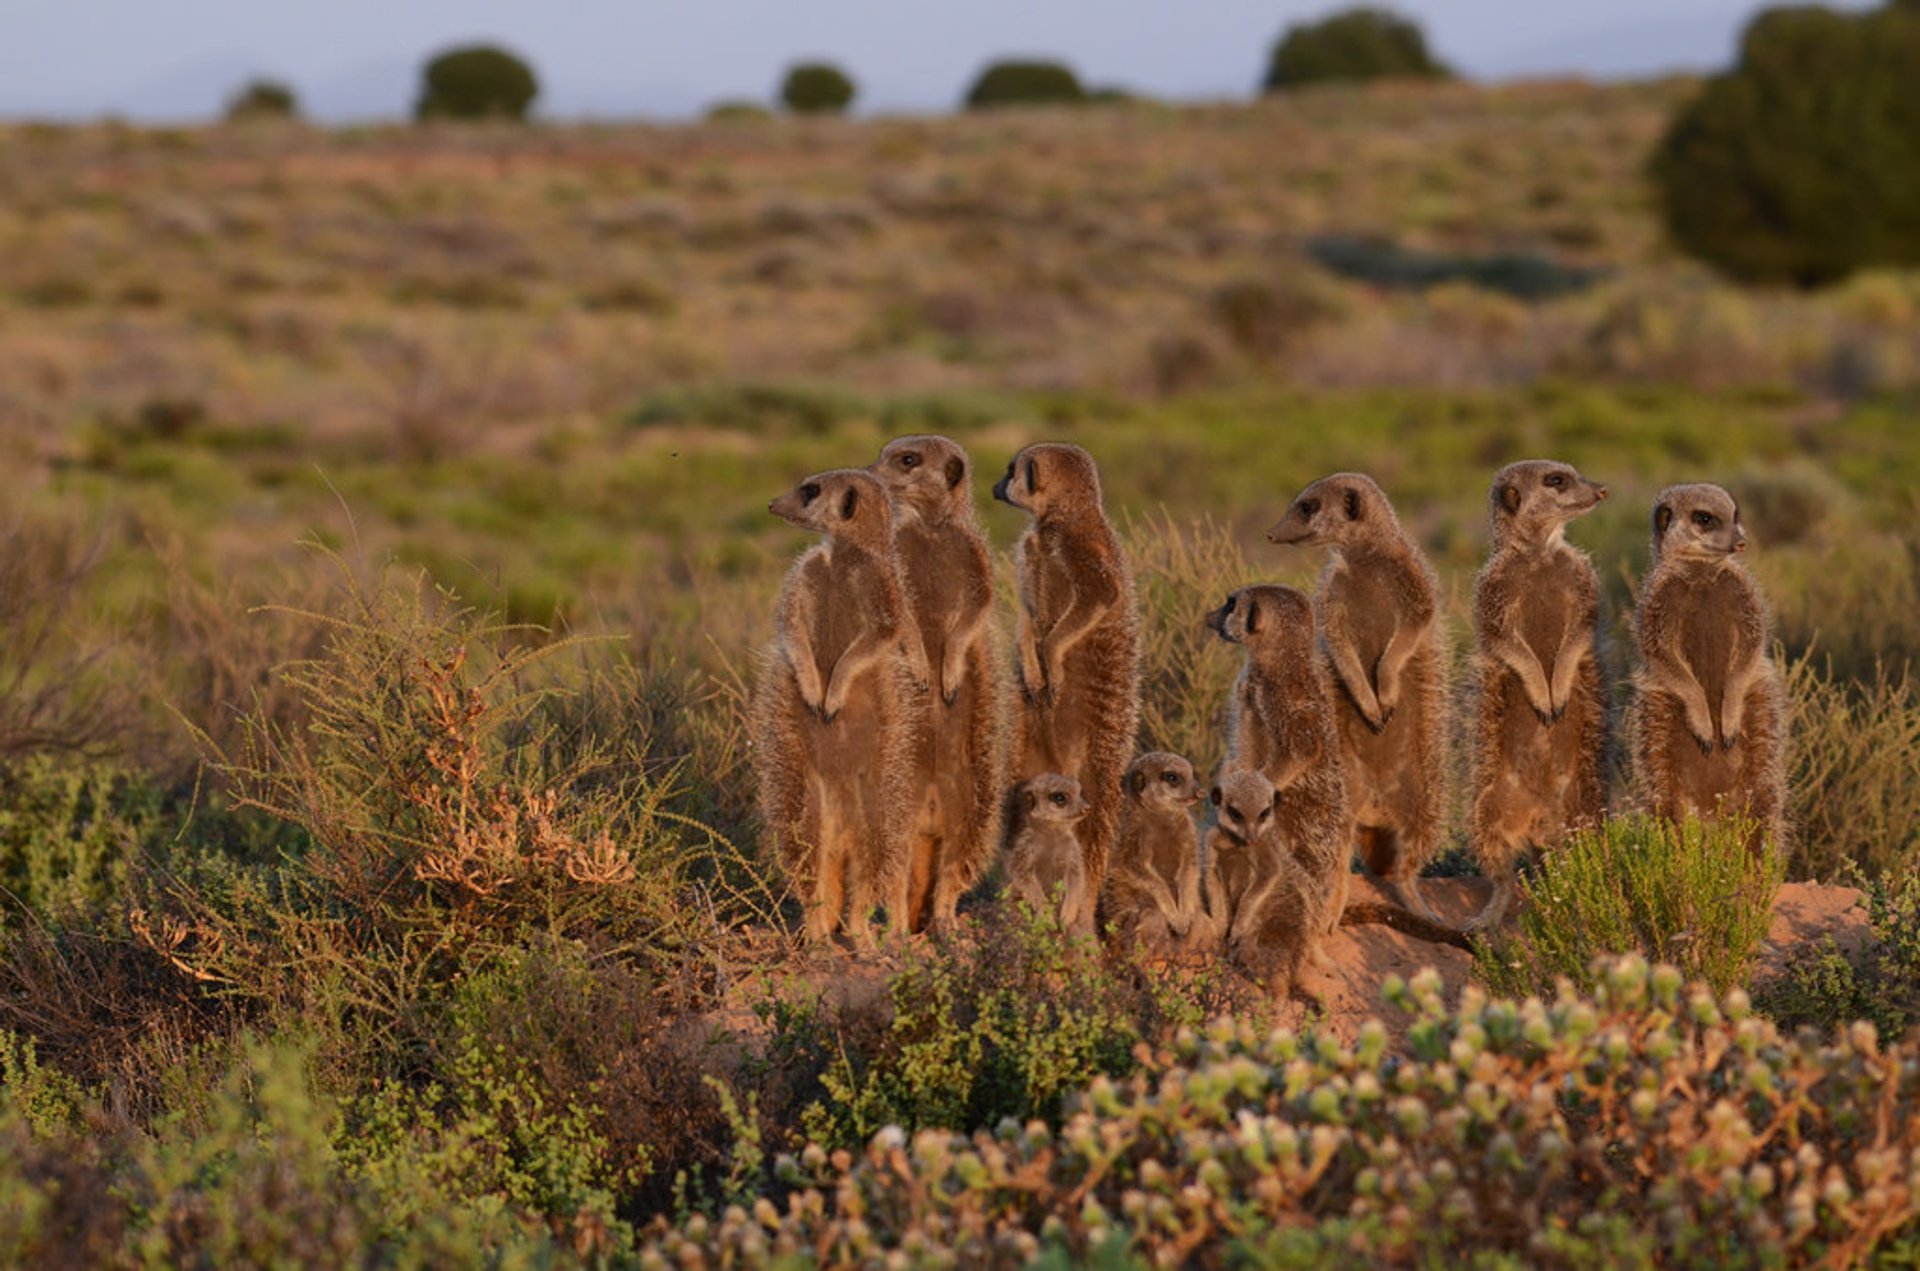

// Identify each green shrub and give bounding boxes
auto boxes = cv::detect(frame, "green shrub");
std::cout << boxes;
[645,960,1920,1267]
[1758,866,1920,1040]
[223,79,298,122]
[780,62,856,115]
[1649,3,1920,286]
[1476,815,1783,998]
[1262,7,1451,91]
[964,60,1086,110]
[705,99,773,123]
[0,760,163,925]
[415,45,539,122]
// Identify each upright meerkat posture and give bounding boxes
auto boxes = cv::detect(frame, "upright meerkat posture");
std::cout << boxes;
[994,442,1141,899]
[1202,770,1321,1000]
[1268,474,1448,923]
[1105,752,1204,954]
[752,470,929,947]
[1005,773,1093,937]
[1633,483,1786,853]
[1206,583,1351,936]
[1468,461,1612,930]
[870,435,1003,933]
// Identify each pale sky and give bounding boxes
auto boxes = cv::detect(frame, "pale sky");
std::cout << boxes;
[0,1,1845,122]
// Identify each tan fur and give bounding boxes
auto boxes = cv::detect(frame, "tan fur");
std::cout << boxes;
[1268,473,1448,923]
[1105,752,1204,955]
[1201,769,1320,1001]
[870,435,1004,933]
[1005,773,1093,937]
[1631,483,1787,854]
[1468,461,1611,930]
[993,443,1142,899]
[750,469,930,947]
[1206,583,1352,937]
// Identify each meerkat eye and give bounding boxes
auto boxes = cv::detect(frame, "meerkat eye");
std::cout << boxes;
[1299,497,1320,518]
[1545,473,1566,488]
[899,453,920,469]
[1692,510,1715,528]
[1222,595,1236,612]
[800,482,822,504]
[1161,771,1180,785]
[1050,791,1067,806]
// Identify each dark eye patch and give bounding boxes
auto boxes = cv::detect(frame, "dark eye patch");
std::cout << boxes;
[1160,771,1180,784]
[1300,497,1320,518]
[800,482,821,504]
[1692,510,1715,527]
[1545,473,1565,487]
[899,453,920,468]
[1050,791,1067,806]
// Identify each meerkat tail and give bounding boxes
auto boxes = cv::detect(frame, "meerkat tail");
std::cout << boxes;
[1339,900,1475,950]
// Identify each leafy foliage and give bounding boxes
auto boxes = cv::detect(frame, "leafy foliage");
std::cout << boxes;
[223,79,298,122]
[1758,867,1920,1041]
[964,61,1086,110]
[1263,6,1451,91]
[780,62,856,115]
[415,44,539,122]
[1650,3,1920,285]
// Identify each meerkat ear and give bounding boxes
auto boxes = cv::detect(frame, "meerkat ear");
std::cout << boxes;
[1025,455,1041,494]
[1244,597,1261,634]
[841,485,859,520]
[1209,784,1223,808]
[1126,769,1143,795]
[1344,487,1362,521]
[1501,482,1522,515]
[1023,788,1038,813]
[1271,790,1284,814]
[1653,503,1674,537]
[944,455,965,490]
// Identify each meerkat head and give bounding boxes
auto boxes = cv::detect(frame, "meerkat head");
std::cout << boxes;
[992,443,1104,520]
[1209,769,1278,845]
[1650,483,1747,562]
[1266,472,1392,549]
[870,435,971,522]
[1124,751,1201,811]
[768,469,892,546]
[1019,772,1089,825]
[1205,583,1313,652]
[1490,460,1608,547]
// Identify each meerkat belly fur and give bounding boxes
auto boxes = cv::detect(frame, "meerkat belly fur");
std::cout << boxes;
[870,435,1004,933]
[1468,461,1611,929]
[1202,769,1321,1000]
[1268,473,1449,923]
[1006,773,1094,937]
[1632,483,1786,854]
[994,443,1142,899]
[752,469,930,946]
[1105,752,1205,955]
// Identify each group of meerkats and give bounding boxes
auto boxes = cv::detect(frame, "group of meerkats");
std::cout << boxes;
[751,436,1786,999]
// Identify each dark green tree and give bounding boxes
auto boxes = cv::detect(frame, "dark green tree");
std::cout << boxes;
[1649,2,1920,286]
[781,62,857,114]
[224,79,298,122]
[1262,7,1451,90]
[963,60,1085,110]
[415,45,539,122]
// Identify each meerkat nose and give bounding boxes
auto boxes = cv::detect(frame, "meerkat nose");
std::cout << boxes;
[1594,484,1609,500]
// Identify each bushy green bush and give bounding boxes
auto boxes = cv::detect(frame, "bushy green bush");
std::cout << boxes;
[1649,3,1920,286]
[1476,815,1783,998]
[415,45,539,122]
[780,62,856,115]
[223,79,298,122]
[705,99,773,123]
[646,960,1920,1267]
[1759,867,1920,1040]
[0,760,162,925]
[964,60,1085,110]
[1263,7,1451,91]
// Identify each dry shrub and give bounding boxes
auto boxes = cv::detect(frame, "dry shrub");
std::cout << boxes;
[1125,513,1251,777]
[1787,653,1920,881]
[0,515,138,761]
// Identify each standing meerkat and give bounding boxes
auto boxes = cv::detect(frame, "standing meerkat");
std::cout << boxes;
[752,469,930,947]
[993,442,1141,900]
[1005,773,1093,937]
[870,435,1004,933]
[1468,460,1612,930]
[1268,474,1449,924]
[1205,583,1352,937]
[1201,769,1321,1001]
[1105,752,1205,955]
[1632,483,1786,853]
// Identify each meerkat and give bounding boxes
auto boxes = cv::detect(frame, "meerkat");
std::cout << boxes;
[1005,773,1094,937]
[1201,769,1321,1000]
[1268,473,1449,924]
[1206,583,1352,937]
[869,435,1004,933]
[993,442,1141,901]
[1105,752,1205,955]
[1632,483,1786,854]
[751,469,930,947]
[1467,461,1612,930]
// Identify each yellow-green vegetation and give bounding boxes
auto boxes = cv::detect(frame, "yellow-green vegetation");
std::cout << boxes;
[1,77,1919,1264]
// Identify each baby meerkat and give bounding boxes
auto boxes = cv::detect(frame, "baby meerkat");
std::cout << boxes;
[1005,773,1094,937]
[1206,583,1352,936]
[1633,483,1786,853]
[870,435,1004,934]
[1268,473,1449,924]
[994,442,1142,900]
[752,469,930,947]
[1202,769,1321,1001]
[1105,752,1205,956]
[1468,460,1612,930]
